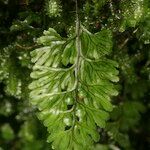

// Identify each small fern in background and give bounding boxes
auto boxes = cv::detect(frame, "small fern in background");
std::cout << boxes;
[45,0,62,17]
[119,0,145,32]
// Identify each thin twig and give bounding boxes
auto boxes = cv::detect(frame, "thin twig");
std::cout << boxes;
[15,43,38,50]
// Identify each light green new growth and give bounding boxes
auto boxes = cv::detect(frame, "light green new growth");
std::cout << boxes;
[46,0,62,17]
[29,2,119,149]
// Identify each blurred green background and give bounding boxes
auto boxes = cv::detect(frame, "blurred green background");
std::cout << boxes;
[0,0,150,149]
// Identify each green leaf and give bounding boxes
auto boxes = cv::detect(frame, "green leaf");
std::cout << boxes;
[62,40,76,66]
[81,29,113,59]
[29,27,118,149]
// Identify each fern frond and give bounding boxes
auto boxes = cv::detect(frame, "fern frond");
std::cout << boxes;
[29,26,119,149]
[0,45,30,99]
[45,0,62,17]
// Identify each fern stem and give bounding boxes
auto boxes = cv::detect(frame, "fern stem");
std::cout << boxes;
[72,0,81,129]
[75,0,81,81]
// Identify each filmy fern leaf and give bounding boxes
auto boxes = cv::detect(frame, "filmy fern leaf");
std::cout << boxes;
[29,26,119,149]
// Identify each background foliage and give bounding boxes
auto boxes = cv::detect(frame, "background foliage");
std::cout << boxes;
[0,0,150,149]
